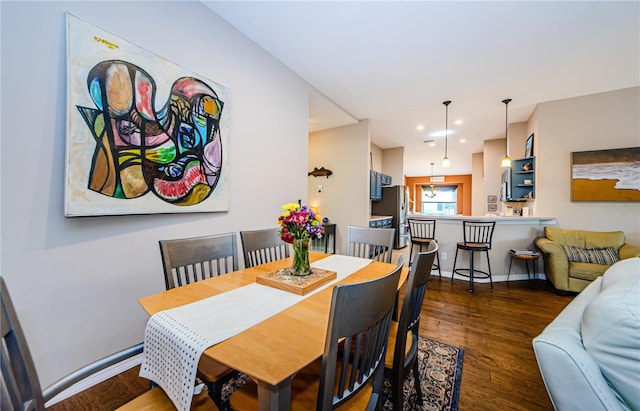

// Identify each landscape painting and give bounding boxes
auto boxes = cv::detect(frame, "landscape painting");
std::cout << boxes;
[66,14,230,216]
[571,147,640,202]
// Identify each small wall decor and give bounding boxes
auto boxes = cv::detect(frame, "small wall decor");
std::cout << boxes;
[525,134,534,158]
[65,14,230,216]
[571,147,640,202]
[308,167,333,178]
[487,195,497,203]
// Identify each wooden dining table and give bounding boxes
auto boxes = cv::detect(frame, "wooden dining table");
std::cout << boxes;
[138,253,406,411]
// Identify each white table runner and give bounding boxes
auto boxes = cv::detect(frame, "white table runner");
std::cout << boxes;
[139,255,373,411]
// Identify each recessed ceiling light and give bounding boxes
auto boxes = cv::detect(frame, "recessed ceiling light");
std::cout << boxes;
[454,120,463,125]
[430,130,455,138]
[459,139,466,143]
[416,125,425,131]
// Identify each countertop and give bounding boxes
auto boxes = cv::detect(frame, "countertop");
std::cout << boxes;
[369,215,393,221]
[407,214,557,224]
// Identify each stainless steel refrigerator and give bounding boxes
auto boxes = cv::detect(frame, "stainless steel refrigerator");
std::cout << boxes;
[371,185,409,249]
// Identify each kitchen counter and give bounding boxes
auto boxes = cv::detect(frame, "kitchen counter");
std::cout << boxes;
[408,214,557,225]
[407,214,558,283]
[369,215,393,222]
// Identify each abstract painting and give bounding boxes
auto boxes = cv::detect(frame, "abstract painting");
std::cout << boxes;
[66,14,230,216]
[571,147,640,201]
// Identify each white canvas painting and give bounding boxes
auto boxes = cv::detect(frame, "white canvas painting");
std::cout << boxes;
[66,14,230,216]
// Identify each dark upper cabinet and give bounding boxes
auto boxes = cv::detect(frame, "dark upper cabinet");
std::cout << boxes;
[370,171,392,201]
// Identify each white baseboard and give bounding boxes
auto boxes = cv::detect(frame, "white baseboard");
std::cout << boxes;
[436,270,546,283]
[44,354,143,407]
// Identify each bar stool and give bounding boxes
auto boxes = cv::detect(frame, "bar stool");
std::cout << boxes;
[407,218,441,277]
[452,220,496,292]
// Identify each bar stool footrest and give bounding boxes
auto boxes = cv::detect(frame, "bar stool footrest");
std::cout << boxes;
[453,268,491,279]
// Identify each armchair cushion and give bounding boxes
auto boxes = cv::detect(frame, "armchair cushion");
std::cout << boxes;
[546,227,625,249]
[570,262,610,281]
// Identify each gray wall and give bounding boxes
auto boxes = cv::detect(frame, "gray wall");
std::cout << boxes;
[1,1,310,386]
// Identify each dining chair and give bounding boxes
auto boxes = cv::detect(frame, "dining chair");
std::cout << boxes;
[240,227,290,268]
[159,232,239,290]
[158,232,239,410]
[452,220,496,292]
[230,262,403,410]
[384,242,438,410]
[0,276,218,411]
[346,225,395,263]
[407,218,441,277]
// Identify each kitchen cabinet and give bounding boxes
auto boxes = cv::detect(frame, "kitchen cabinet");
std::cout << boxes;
[510,157,535,201]
[369,171,392,201]
[369,216,393,229]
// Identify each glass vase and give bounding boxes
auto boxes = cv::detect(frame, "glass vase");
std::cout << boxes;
[291,237,312,276]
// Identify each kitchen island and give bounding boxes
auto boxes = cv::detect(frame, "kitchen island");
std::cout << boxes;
[407,214,557,283]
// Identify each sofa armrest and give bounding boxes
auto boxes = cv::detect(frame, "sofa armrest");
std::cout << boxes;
[619,244,640,260]
[533,329,627,411]
[535,237,570,290]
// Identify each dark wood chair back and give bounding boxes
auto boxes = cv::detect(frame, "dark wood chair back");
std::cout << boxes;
[1,276,44,411]
[461,220,496,250]
[159,232,238,290]
[408,218,436,241]
[346,225,395,263]
[1,277,146,411]
[317,263,402,410]
[386,241,438,410]
[240,228,290,268]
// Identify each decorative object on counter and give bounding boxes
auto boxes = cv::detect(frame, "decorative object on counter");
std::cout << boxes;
[425,163,438,198]
[277,202,324,275]
[525,133,534,158]
[308,166,333,178]
[570,147,640,202]
[501,98,512,168]
[442,100,452,168]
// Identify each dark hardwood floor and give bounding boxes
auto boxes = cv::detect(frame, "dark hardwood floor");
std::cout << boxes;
[50,256,572,410]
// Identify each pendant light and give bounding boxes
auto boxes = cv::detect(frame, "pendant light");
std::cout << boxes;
[425,162,438,198]
[442,100,451,168]
[501,98,512,168]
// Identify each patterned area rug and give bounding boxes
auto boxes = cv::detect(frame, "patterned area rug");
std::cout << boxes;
[382,336,464,411]
[221,336,463,411]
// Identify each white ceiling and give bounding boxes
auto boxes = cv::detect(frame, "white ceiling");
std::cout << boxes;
[203,1,639,176]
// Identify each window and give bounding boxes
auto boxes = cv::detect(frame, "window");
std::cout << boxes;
[421,185,457,215]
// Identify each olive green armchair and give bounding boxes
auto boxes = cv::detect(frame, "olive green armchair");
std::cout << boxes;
[535,227,640,293]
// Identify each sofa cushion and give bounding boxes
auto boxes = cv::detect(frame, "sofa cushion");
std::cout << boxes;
[569,262,608,281]
[581,258,640,410]
[545,227,625,249]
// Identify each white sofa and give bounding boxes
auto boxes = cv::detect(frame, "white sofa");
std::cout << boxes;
[532,257,640,411]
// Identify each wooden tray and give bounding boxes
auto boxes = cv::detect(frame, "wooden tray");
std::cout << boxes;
[256,267,337,295]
